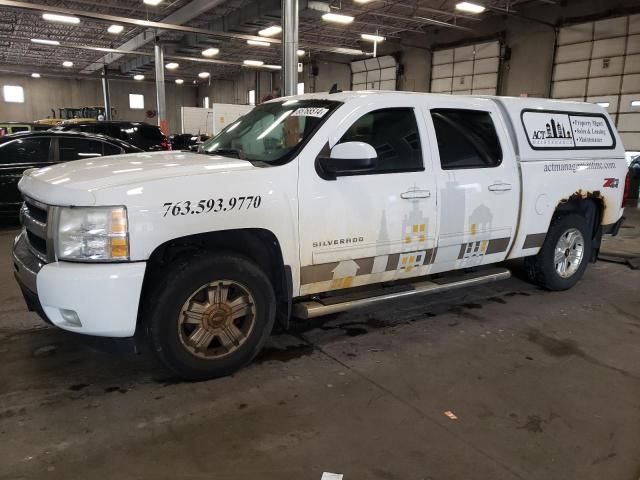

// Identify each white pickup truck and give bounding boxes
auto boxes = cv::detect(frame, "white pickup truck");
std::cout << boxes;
[13,91,628,379]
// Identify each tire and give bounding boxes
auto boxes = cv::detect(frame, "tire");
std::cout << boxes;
[145,252,276,381]
[525,213,592,291]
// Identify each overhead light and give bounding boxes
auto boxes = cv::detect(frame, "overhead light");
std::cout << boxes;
[31,73,41,78]
[165,62,179,70]
[361,33,385,42]
[322,12,355,24]
[247,39,270,47]
[31,38,60,46]
[297,49,305,56]
[202,47,219,57]
[42,13,80,24]
[264,65,282,70]
[198,72,210,78]
[455,2,485,13]
[175,79,184,85]
[243,60,264,66]
[108,24,124,34]
[354,0,374,2]
[333,47,367,55]
[258,25,282,37]
[143,0,162,5]
[596,102,610,108]
[62,61,73,67]
[133,74,145,81]
[632,100,640,107]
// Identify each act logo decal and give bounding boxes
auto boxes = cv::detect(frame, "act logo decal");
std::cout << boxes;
[603,178,619,188]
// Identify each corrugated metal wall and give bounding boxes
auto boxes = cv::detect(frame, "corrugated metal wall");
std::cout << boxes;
[551,14,640,150]
[430,41,501,95]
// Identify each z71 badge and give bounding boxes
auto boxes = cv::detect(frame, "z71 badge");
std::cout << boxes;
[603,178,619,188]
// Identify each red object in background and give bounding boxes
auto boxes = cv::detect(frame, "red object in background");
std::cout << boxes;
[160,138,172,151]
[623,171,630,206]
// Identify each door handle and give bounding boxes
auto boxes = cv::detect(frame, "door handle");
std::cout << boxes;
[400,189,431,199]
[488,183,512,192]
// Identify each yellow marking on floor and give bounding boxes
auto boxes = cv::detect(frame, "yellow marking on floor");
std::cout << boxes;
[471,224,477,235]
[420,224,425,232]
[405,236,412,243]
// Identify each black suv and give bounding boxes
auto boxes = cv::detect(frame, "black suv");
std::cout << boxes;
[0,131,141,217]
[57,121,171,152]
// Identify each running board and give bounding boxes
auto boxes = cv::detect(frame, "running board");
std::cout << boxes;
[292,267,511,319]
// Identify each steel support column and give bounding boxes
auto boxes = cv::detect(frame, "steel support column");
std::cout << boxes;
[282,0,298,97]
[101,65,112,121]
[154,41,168,135]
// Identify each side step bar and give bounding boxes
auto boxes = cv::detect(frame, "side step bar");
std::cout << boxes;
[292,267,511,319]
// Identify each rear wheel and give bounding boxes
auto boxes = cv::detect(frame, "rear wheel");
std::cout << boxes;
[146,253,276,380]
[525,213,592,291]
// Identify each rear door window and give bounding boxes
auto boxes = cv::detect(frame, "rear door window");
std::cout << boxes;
[59,137,104,161]
[0,137,50,164]
[102,142,123,156]
[431,109,502,169]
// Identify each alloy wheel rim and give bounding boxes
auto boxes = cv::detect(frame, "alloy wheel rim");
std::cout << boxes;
[178,280,256,359]
[554,227,585,278]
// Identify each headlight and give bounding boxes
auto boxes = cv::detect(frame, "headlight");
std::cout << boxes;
[57,206,129,261]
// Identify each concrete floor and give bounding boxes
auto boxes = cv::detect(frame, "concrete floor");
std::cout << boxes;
[1,207,639,480]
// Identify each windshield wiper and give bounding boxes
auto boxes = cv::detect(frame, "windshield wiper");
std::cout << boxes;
[208,148,244,159]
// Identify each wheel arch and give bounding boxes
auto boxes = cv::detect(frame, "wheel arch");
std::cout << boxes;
[135,228,292,337]
[553,192,604,261]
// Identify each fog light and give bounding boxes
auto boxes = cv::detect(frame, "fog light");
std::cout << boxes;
[60,308,82,327]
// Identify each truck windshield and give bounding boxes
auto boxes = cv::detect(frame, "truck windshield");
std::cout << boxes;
[200,99,341,164]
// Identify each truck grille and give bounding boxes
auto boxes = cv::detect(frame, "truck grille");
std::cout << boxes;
[20,197,51,262]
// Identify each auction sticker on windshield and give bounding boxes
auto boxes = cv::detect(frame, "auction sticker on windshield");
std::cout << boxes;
[291,107,329,118]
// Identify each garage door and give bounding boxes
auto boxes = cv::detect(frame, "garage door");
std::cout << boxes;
[351,55,397,91]
[430,41,501,95]
[551,15,640,150]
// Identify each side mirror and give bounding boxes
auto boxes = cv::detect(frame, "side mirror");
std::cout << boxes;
[318,141,377,179]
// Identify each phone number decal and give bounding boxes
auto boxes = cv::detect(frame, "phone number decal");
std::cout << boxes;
[162,196,262,217]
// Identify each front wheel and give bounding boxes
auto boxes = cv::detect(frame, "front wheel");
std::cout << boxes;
[146,253,276,380]
[525,213,592,291]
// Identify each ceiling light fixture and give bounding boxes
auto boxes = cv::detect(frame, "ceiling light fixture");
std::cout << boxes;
[42,13,80,24]
[31,73,41,78]
[361,33,385,42]
[322,12,355,24]
[297,49,305,56]
[31,38,60,46]
[243,60,264,66]
[247,39,270,47]
[108,24,124,34]
[175,79,184,84]
[133,74,145,80]
[143,0,163,5]
[165,62,179,69]
[62,61,73,67]
[596,102,610,108]
[198,72,210,78]
[202,47,219,57]
[258,25,282,37]
[455,2,485,14]
[264,65,282,70]
[631,100,640,107]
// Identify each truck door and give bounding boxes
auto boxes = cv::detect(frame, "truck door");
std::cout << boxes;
[423,99,519,272]
[298,103,438,296]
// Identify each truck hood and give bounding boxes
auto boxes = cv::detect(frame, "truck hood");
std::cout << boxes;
[19,151,257,206]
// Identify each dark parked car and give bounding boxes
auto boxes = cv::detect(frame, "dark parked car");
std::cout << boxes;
[169,133,210,151]
[0,131,141,217]
[57,121,171,152]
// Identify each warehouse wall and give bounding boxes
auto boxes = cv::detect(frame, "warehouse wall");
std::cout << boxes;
[0,73,198,133]
[197,71,274,105]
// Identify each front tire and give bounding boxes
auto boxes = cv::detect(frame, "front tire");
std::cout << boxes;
[146,253,276,381]
[525,213,592,291]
